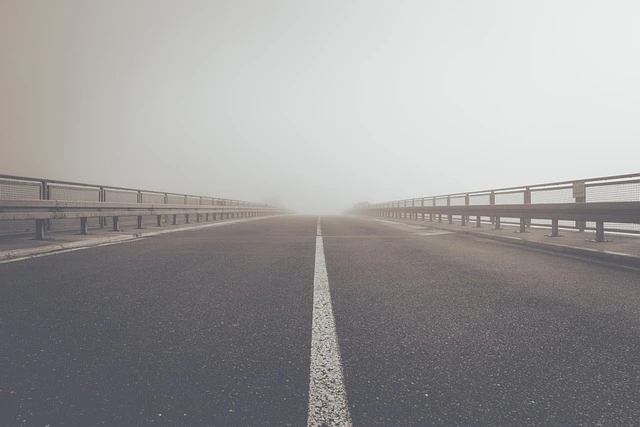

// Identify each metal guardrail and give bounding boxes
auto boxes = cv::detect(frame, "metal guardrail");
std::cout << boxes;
[0,174,282,239]
[353,173,640,242]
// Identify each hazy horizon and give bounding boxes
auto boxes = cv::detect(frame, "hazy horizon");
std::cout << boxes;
[2,1,639,213]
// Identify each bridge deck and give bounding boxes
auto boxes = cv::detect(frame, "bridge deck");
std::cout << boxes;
[2,215,640,425]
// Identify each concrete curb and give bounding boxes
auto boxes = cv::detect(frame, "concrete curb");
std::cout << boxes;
[364,216,640,269]
[0,215,278,262]
[454,228,640,268]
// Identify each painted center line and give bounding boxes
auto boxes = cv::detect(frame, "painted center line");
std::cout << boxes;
[307,217,352,427]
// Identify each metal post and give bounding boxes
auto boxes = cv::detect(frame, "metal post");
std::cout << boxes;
[137,216,143,229]
[476,215,481,228]
[42,180,52,231]
[431,197,436,222]
[519,218,526,233]
[35,219,46,240]
[495,216,501,230]
[421,198,425,221]
[447,196,452,224]
[80,217,88,235]
[99,186,105,228]
[172,214,177,225]
[185,214,190,224]
[573,180,586,232]
[490,191,495,224]
[112,216,119,231]
[157,215,162,227]
[524,187,531,228]
[550,219,559,237]
[595,221,605,242]
[464,193,470,225]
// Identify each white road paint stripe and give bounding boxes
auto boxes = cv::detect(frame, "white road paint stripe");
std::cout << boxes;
[0,247,91,264]
[0,215,278,265]
[308,217,352,427]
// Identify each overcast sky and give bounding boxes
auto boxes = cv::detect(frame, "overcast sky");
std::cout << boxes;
[1,1,639,212]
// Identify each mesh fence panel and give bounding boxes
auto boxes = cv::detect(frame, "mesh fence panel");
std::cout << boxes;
[49,185,100,201]
[167,195,184,205]
[435,197,448,206]
[531,188,574,204]
[586,182,640,202]
[495,191,524,205]
[141,192,166,204]
[449,196,466,206]
[587,183,640,232]
[104,189,138,203]
[469,194,490,205]
[0,179,41,200]
[0,179,42,236]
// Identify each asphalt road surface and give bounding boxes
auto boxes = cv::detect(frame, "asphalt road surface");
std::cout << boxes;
[2,215,640,426]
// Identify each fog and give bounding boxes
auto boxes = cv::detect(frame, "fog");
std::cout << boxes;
[1,1,639,213]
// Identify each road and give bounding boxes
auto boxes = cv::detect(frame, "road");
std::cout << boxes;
[2,215,640,426]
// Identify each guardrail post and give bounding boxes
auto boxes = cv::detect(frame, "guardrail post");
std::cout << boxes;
[163,193,169,226]
[495,216,501,230]
[431,197,435,222]
[136,191,143,229]
[42,180,52,231]
[447,196,452,224]
[172,214,177,225]
[519,218,526,233]
[550,219,559,237]
[157,215,162,227]
[185,214,190,224]
[112,216,120,231]
[99,186,105,228]
[574,181,586,232]
[595,221,605,242]
[35,219,46,240]
[524,187,531,228]
[421,198,425,221]
[476,215,481,228]
[464,193,470,225]
[80,217,88,235]
[490,191,495,224]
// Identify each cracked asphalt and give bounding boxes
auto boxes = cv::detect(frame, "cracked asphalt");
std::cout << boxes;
[2,215,640,426]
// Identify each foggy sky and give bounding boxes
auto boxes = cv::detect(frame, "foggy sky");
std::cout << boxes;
[1,1,639,213]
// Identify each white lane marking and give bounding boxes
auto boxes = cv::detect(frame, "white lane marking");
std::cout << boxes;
[308,217,352,427]
[0,238,149,265]
[0,215,279,265]
[0,246,91,264]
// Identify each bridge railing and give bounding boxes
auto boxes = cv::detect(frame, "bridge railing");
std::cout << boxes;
[354,173,640,242]
[0,174,280,239]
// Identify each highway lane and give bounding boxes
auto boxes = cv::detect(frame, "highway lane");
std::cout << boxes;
[1,216,317,426]
[322,216,640,425]
[1,215,640,426]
